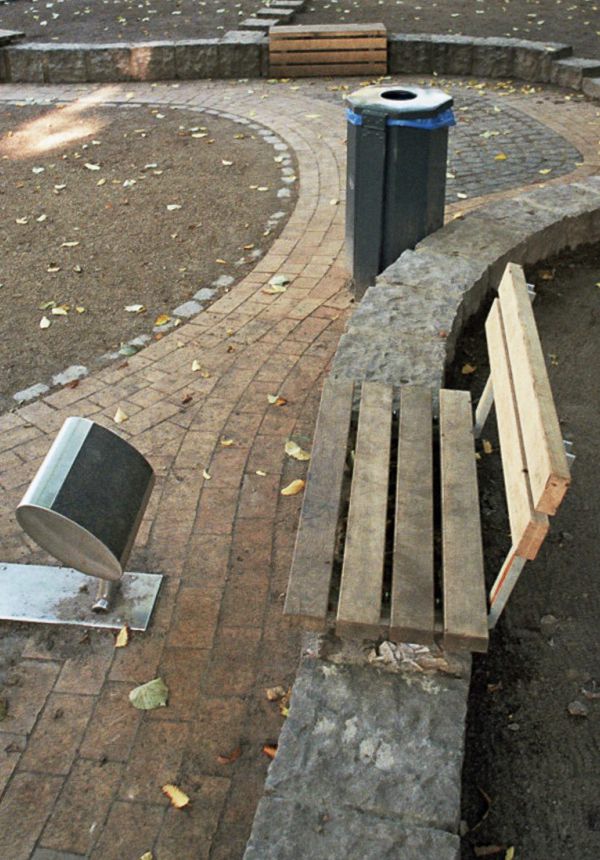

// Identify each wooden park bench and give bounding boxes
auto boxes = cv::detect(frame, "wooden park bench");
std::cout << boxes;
[269,23,387,78]
[284,263,573,652]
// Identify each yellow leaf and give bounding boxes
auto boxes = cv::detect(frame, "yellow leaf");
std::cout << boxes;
[494,152,508,161]
[220,438,234,447]
[482,439,493,454]
[215,258,227,264]
[281,479,305,496]
[461,363,477,375]
[125,304,145,313]
[262,745,277,760]
[139,853,154,860]
[84,162,101,171]
[202,469,211,480]
[154,313,171,327]
[47,265,61,273]
[261,285,287,295]
[114,407,128,424]
[76,306,85,314]
[161,784,190,809]
[505,849,515,860]
[267,394,287,406]
[265,686,286,701]
[62,241,80,247]
[256,470,267,477]
[538,168,552,175]
[285,440,311,461]
[115,626,130,648]
[51,304,69,315]
[39,316,51,329]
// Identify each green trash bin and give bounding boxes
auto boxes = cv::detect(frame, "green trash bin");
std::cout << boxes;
[345,84,455,297]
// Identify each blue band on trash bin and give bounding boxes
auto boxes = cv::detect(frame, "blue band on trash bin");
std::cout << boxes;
[346,107,456,130]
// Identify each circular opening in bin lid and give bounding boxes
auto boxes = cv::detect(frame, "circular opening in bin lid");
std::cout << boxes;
[380,90,418,101]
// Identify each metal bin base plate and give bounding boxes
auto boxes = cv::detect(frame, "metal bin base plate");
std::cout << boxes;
[0,563,162,631]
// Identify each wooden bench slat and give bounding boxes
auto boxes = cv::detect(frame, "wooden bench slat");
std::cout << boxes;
[283,378,354,627]
[270,62,387,77]
[486,300,549,560]
[271,23,387,35]
[498,262,570,515]
[270,36,387,51]
[390,387,435,644]
[336,382,392,636]
[270,49,387,64]
[440,389,489,653]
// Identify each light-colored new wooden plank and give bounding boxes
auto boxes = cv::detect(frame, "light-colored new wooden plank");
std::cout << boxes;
[284,378,354,626]
[271,23,387,36]
[440,389,488,653]
[270,62,387,77]
[390,387,435,644]
[336,382,392,636]
[270,49,387,64]
[270,36,387,51]
[498,262,570,515]
[486,300,549,560]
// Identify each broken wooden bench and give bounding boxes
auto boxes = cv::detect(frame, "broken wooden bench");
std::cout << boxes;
[284,262,572,653]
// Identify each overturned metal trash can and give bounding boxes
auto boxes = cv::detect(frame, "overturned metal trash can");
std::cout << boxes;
[2,417,162,631]
[345,84,455,297]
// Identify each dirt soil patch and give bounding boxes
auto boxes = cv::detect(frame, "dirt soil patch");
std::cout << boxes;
[447,241,600,859]
[0,0,260,43]
[296,0,600,59]
[0,97,295,409]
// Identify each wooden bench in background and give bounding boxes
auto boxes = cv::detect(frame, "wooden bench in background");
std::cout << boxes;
[283,263,572,653]
[269,23,387,78]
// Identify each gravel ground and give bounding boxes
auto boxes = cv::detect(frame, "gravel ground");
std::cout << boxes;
[295,0,600,59]
[0,98,295,408]
[447,241,600,860]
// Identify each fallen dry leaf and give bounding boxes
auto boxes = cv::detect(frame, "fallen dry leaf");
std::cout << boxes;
[202,469,211,480]
[281,479,305,496]
[220,438,234,447]
[125,304,145,314]
[115,626,130,648]
[482,440,493,455]
[51,305,69,316]
[256,469,267,477]
[505,849,515,860]
[181,393,193,405]
[154,313,171,327]
[494,153,508,161]
[216,747,242,765]
[129,678,169,710]
[267,394,287,407]
[265,686,287,702]
[262,745,277,760]
[84,162,101,171]
[262,284,287,295]
[39,316,51,329]
[285,440,311,462]
[461,363,477,375]
[161,784,190,809]
[113,407,128,424]
[139,853,154,860]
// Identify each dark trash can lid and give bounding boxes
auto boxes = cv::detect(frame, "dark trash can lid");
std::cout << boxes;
[346,84,454,126]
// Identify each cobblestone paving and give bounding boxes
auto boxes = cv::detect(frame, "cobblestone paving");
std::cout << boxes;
[0,77,598,860]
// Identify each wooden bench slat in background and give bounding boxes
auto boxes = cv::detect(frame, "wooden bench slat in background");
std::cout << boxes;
[440,390,489,653]
[485,301,549,560]
[498,263,570,515]
[270,23,387,78]
[283,378,354,628]
[337,383,392,636]
[390,387,435,644]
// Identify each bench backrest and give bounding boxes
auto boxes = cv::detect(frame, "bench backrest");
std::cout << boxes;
[269,23,388,78]
[484,262,571,561]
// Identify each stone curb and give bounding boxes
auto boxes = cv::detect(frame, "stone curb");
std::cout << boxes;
[1,31,599,99]
[246,178,600,859]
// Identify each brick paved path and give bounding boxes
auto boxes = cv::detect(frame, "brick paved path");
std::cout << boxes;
[0,77,598,860]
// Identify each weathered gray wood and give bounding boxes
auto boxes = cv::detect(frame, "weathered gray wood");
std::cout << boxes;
[486,300,549,560]
[336,382,392,636]
[390,387,435,644]
[440,389,488,653]
[283,378,354,626]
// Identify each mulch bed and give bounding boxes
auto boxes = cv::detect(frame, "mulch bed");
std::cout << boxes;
[296,0,600,59]
[0,99,295,408]
[448,241,600,860]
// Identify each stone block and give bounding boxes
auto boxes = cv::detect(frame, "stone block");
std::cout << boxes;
[174,40,219,79]
[5,46,45,82]
[0,48,8,82]
[245,796,460,860]
[240,18,275,32]
[551,57,600,89]
[471,37,515,78]
[263,659,469,831]
[270,0,305,7]
[85,44,133,82]
[512,39,572,82]
[256,7,295,22]
[348,281,462,338]
[0,28,25,46]
[388,34,433,74]
[582,76,600,98]
[129,42,176,80]
[429,34,474,76]
[218,36,262,78]
[44,45,88,83]
[332,328,446,392]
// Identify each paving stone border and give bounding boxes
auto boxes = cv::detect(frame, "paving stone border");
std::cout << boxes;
[1,29,600,100]
[245,178,600,859]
